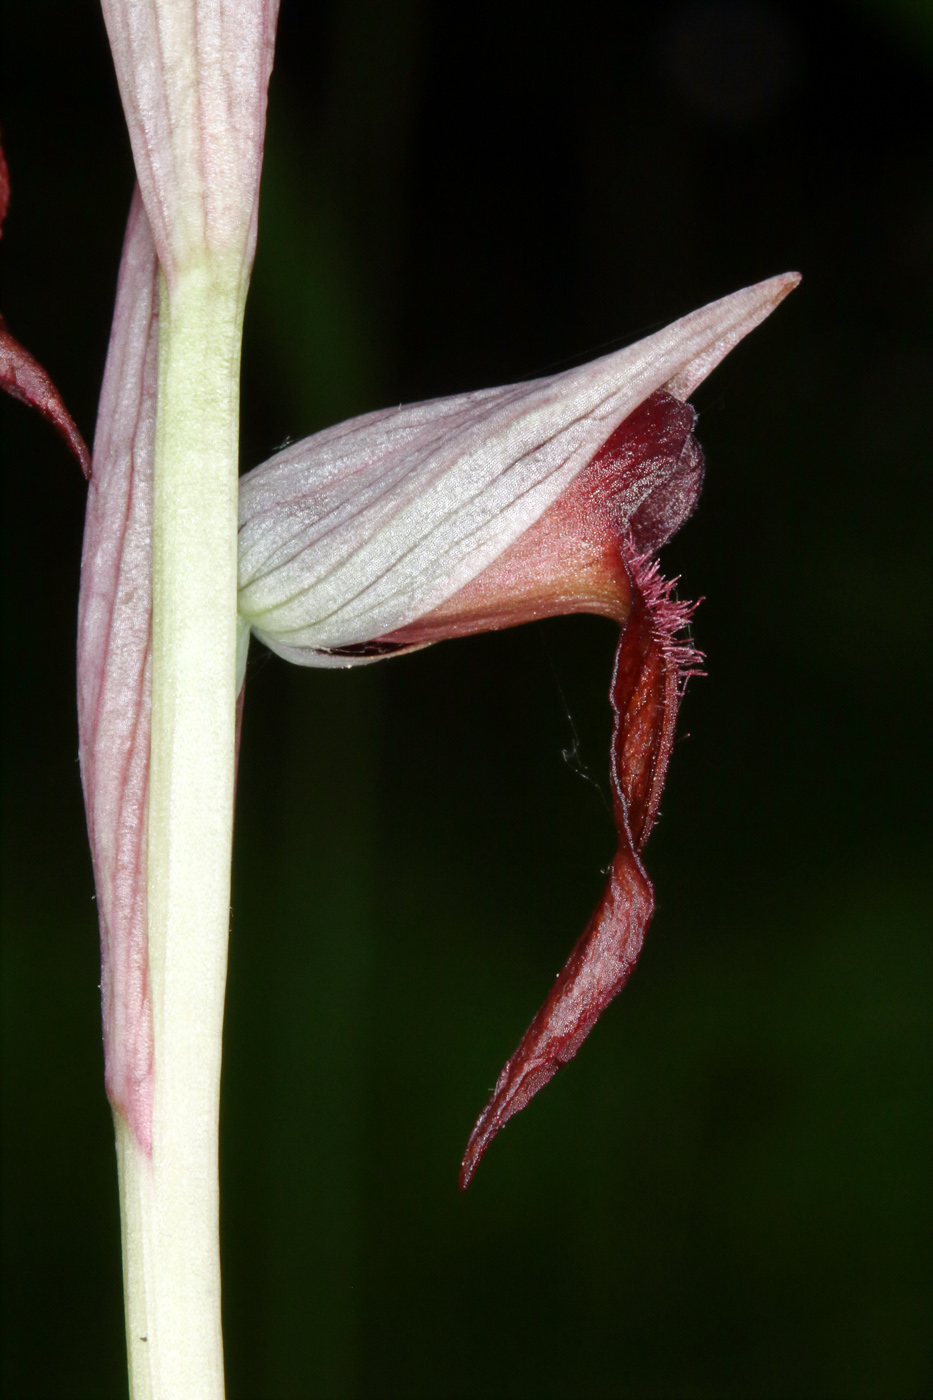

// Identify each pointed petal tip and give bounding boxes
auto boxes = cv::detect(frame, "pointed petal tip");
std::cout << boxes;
[458,1045,558,1190]
[458,1107,501,1191]
[458,1154,474,1193]
[458,1154,476,1193]
[764,269,802,301]
[457,1111,495,1191]
[729,269,802,327]
[663,269,802,402]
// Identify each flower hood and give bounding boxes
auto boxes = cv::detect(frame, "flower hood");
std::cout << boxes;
[238,274,797,667]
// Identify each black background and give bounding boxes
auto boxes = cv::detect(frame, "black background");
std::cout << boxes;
[1,1,931,1395]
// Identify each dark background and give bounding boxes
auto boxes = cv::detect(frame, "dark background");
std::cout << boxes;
[1,0,931,1395]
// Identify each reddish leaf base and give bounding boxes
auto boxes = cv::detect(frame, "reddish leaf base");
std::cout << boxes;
[0,138,90,476]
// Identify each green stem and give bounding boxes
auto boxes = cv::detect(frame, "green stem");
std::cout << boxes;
[117,1113,155,1400]
[122,259,245,1399]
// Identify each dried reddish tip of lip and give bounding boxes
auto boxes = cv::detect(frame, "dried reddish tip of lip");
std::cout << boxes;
[459,410,703,1189]
[0,139,90,477]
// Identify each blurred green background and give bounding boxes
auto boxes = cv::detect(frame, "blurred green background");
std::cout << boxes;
[1,1,931,1395]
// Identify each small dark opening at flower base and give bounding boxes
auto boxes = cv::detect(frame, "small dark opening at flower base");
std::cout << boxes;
[318,640,409,659]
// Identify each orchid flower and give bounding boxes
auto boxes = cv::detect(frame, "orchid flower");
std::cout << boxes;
[24,0,796,1389]
[236,273,799,1186]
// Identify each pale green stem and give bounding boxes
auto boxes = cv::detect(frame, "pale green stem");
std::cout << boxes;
[120,259,245,1400]
[117,1112,155,1400]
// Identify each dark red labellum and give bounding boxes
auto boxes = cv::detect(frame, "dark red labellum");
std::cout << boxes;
[459,392,704,1188]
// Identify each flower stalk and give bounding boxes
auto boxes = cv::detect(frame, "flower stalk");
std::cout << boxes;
[139,257,244,1397]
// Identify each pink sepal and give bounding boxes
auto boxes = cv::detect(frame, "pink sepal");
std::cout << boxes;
[77,190,159,1152]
